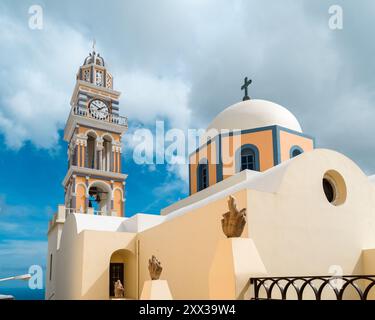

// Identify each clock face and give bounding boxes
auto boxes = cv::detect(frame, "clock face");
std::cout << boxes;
[89,99,109,120]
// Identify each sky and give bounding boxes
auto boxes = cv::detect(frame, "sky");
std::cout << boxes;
[0,0,375,298]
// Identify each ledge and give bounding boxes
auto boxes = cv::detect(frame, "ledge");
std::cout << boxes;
[62,166,127,187]
[64,112,128,142]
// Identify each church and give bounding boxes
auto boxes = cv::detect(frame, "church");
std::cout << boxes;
[46,48,375,300]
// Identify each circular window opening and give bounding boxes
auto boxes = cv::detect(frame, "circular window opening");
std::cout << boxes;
[322,170,347,206]
[323,178,335,203]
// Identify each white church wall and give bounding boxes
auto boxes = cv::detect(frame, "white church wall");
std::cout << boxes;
[52,213,138,299]
[121,213,166,233]
[246,149,375,297]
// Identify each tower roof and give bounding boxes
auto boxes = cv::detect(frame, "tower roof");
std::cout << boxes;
[76,44,113,89]
[83,50,105,67]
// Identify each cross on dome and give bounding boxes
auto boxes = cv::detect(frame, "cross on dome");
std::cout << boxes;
[241,77,252,101]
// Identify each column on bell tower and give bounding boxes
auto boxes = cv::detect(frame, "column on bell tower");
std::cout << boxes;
[112,142,122,173]
[96,137,103,170]
[69,131,88,169]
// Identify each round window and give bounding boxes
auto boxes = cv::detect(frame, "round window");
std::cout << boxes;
[323,178,335,203]
[322,170,347,206]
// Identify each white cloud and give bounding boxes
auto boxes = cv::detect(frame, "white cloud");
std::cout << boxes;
[1,0,375,176]
[117,70,191,129]
[0,15,88,149]
[0,240,46,258]
[0,221,19,232]
[0,240,47,281]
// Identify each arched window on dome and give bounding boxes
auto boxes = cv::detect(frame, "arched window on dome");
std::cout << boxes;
[235,144,260,173]
[197,159,209,192]
[290,146,304,158]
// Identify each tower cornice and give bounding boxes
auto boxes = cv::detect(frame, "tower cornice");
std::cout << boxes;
[70,80,121,107]
[64,109,127,142]
[62,166,128,188]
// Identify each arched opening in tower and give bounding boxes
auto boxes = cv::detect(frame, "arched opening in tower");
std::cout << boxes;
[88,185,110,214]
[87,133,97,169]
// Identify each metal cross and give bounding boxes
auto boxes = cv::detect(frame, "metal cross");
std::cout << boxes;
[241,77,252,101]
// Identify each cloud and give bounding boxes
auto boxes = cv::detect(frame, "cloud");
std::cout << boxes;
[1,0,375,174]
[0,222,19,233]
[0,13,87,149]
[0,196,50,239]
[117,71,191,129]
[0,240,47,277]
[0,197,48,280]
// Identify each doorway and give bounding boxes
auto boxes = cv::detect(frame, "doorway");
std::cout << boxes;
[109,263,124,297]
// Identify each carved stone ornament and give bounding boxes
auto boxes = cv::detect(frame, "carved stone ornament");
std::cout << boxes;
[148,255,163,280]
[114,279,125,298]
[221,195,247,238]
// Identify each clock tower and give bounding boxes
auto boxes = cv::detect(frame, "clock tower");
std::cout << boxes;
[63,47,128,217]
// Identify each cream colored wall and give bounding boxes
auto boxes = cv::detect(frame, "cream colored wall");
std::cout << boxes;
[137,190,248,299]
[245,149,375,285]
[54,217,85,299]
[53,215,137,300]
[80,230,137,299]
[362,249,375,300]
[139,149,375,299]
[45,224,62,300]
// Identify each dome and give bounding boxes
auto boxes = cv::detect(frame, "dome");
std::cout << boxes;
[206,99,302,133]
[83,51,105,67]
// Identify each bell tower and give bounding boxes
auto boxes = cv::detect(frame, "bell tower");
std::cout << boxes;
[63,46,128,217]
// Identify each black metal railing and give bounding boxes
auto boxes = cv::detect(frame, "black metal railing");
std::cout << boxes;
[250,275,375,300]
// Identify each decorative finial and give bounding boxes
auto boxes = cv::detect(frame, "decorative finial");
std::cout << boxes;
[241,77,252,101]
[148,255,163,280]
[92,39,96,53]
[221,195,247,238]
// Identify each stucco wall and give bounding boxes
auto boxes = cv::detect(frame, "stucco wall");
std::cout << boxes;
[247,149,375,279]
[54,216,85,299]
[53,215,137,299]
[80,230,137,299]
[137,190,248,299]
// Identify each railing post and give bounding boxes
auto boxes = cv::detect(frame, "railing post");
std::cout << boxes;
[57,205,66,222]
[249,278,257,300]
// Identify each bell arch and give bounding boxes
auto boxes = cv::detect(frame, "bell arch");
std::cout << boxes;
[87,180,112,215]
